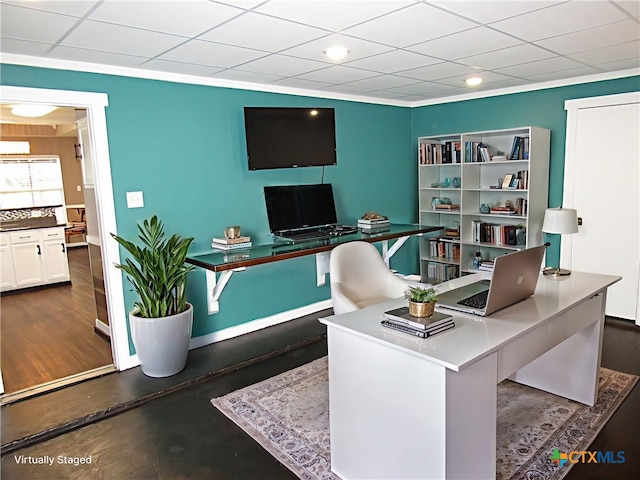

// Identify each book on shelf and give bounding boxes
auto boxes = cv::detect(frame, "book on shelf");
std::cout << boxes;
[212,241,252,250]
[212,236,251,245]
[434,204,460,210]
[383,307,453,331]
[381,319,455,338]
[478,260,495,272]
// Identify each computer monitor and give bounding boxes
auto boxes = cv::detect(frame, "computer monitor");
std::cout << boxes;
[264,184,337,235]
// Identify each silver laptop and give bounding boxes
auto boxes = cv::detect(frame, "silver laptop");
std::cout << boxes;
[437,245,545,317]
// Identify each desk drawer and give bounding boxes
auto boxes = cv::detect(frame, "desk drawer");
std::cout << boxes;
[498,293,603,381]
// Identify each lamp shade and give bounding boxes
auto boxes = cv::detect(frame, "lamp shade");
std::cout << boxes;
[542,208,578,234]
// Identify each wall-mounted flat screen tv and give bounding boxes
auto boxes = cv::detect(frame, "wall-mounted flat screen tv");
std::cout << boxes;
[244,107,337,170]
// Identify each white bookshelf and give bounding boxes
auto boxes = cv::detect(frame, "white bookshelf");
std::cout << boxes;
[418,127,550,282]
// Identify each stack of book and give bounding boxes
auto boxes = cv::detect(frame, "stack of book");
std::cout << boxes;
[212,236,252,250]
[478,260,494,272]
[381,307,454,338]
[358,217,390,233]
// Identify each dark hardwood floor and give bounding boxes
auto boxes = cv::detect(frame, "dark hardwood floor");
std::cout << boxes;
[0,312,637,479]
[0,246,113,394]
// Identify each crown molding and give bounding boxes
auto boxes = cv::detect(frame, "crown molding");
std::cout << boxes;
[2,54,638,109]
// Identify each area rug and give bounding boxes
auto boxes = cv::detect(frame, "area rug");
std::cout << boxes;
[211,357,637,480]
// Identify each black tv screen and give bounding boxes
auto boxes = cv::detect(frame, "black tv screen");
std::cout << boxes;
[264,184,337,234]
[244,107,337,170]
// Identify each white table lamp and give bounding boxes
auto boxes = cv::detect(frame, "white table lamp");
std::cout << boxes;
[542,207,578,276]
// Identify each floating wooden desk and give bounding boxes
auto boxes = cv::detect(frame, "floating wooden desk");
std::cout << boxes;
[320,271,621,479]
[186,224,442,314]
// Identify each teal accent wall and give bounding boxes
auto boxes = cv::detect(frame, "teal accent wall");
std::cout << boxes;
[1,64,414,349]
[2,63,638,350]
[410,76,640,266]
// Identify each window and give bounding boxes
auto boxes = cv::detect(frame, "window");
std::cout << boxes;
[0,157,64,209]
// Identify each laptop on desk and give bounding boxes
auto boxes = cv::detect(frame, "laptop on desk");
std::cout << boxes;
[437,245,545,317]
[264,184,357,243]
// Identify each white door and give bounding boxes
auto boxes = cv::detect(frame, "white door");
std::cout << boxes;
[562,93,640,323]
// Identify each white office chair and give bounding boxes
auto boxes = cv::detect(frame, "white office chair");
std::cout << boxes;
[329,241,410,315]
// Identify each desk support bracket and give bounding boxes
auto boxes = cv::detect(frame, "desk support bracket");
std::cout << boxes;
[382,236,410,266]
[205,267,245,315]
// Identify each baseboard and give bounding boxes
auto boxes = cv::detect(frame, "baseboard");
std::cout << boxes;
[189,299,333,350]
[94,319,110,338]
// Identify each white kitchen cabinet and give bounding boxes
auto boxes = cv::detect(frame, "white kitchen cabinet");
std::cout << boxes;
[11,232,45,288]
[0,233,16,291]
[6,227,70,290]
[42,228,70,281]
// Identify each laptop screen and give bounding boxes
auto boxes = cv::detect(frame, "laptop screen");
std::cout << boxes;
[264,184,337,234]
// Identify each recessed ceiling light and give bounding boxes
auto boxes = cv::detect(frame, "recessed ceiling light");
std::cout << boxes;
[11,104,58,117]
[323,47,350,61]
[465,77,483,87]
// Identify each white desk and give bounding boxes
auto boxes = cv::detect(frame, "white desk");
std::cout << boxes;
[319,271,620,480]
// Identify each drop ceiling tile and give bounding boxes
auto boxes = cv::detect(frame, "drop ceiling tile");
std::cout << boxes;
[239,54,328,77]
[343,3,477,48]
[434,70,516,88]
[398,62,481,81]
[568,41,640,65]
[295,65,380,83]
[140,59,224,77]
[271,77,334,90]
[343,74,422,90]
[344,49,439,74]
[390,82,465,97]
[0,4,79,44]
[535,20,640,55]
[429,0,564,25]
[159,40,268,69]
[0,38,53,56]
[615,0,640,18]
[490,1,629,42]
[198,11,328,52]
[60,20,185,57]
[458,44,556,70]
[493,56,587,78]
[89,0,242,38]
[524,66,603,83]
[366,89,414,100]
[320,84,378,95]
[281,34,394,63]
[594,57,640,72]
[210,69,285,84]
[48,45,149,67]
[3,0,101,17]
[407,26,523,60]
[254,0,413,31]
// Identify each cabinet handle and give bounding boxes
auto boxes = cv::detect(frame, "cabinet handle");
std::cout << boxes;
[61,242,66,253]
[37,244,41,255]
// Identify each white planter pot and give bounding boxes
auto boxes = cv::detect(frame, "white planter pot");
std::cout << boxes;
[130,303,193,378]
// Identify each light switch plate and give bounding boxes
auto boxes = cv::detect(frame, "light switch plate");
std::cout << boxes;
[126,191,144,208]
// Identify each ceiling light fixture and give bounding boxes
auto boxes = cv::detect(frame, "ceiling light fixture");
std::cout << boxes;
[323,47,350,61]
[11,104,58,118]
[465,77,484,87]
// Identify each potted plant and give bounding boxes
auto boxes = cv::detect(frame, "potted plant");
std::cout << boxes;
[405,285,438,318]
[112,215,195,377]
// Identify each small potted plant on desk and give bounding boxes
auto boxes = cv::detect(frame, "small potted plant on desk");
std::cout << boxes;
[112,215,195,378]
[405,285,438,318]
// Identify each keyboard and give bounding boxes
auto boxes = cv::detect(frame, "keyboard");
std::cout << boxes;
[457,290,489,309]
[281,230,331,242]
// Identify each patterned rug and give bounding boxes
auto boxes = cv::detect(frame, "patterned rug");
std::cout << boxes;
[212,357,637,480]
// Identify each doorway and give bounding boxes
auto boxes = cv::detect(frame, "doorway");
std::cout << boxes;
[0,86,130,401]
